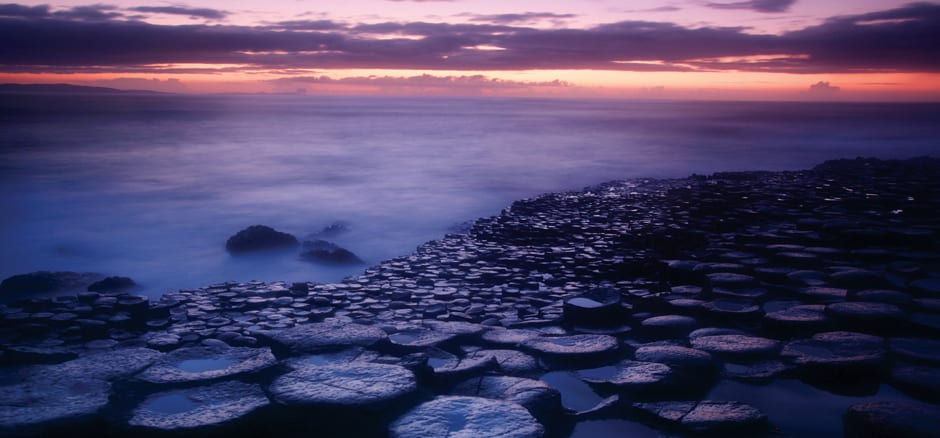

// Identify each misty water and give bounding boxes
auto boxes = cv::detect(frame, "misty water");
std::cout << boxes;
[1,93,938,300]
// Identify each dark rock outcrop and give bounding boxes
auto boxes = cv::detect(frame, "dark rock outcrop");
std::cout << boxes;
[0,271,101,295]
[87,276,136,292]
[225,225,298,253]
[300,239,364,265]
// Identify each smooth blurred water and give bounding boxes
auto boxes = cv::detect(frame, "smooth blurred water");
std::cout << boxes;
[1,93,938,299]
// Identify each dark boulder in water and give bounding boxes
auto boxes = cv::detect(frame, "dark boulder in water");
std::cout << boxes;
[300,239,364,265]
[225,225,298,254]
[87,276,136,292]
[0,271,101,294]
[311,222,350,238]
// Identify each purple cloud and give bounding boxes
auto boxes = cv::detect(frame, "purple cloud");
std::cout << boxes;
[53,4,123,21]
[130,6,228,20]
[463,12,577,25]
[269,74,568,89]
[0,3,937,74]
[808,81,840,93]
[0,3,50,18]
[707,0,797,13]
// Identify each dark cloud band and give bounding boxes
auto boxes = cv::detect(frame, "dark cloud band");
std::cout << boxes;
[0,2,937,74]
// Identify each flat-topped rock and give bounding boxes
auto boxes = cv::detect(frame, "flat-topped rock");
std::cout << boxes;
[285,347,380,370]
[387,329,458,351]
[136,345,276,384]
[270,362,416,407]
[390,396,544,438]
[764,304,831,335]
[0,374,110,432]
[563,289,623,327]
[523,334,619,365]
[128,381,269,431]
[481,329,542,347]
[634,400,768,433]
[707,273,757,288]
[577,360,674,392]
[48,347,163,381]
[464,349,539,375]
[425,348,496,380]
[633,345,715,373]
[640,315,698,339]
[781,331,885,377]
[452,376,562,421]
[691,335,781,360]
[253,321,388,354]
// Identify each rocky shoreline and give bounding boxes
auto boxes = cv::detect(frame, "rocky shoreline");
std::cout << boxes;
[2,157,940,437]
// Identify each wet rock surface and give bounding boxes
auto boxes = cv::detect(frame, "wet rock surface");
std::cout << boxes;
[2,157,940,436]
[269,363,416,407]
[128,381,269,431]
[389,396,544,438]
[136,344,276,385]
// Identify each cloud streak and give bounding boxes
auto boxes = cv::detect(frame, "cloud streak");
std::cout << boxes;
[706,0,797,13]
[130,6,228,20]
[0,3,937,74]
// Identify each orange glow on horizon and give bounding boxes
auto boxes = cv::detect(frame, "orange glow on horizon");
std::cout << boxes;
[1,69,938,101]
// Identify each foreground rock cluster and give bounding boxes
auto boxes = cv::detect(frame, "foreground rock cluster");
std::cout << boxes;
[1,157,940,437]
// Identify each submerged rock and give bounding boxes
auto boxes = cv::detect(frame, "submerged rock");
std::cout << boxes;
[889,337,940,365]
[390,396,544,438]
[225,225,298,254]
[844,401,940,438]
[269,363,415,407]
[128,381,269,431]
[634,400,768,433]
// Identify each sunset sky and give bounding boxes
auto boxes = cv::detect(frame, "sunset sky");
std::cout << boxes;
[1,0,938,99]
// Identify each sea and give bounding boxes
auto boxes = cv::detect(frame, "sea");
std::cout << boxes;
[1,93,938,300]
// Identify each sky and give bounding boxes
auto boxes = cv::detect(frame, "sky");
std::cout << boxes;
[0,0,938,99]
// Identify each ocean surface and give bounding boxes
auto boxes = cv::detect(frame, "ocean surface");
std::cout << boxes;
[1,93,938,300]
